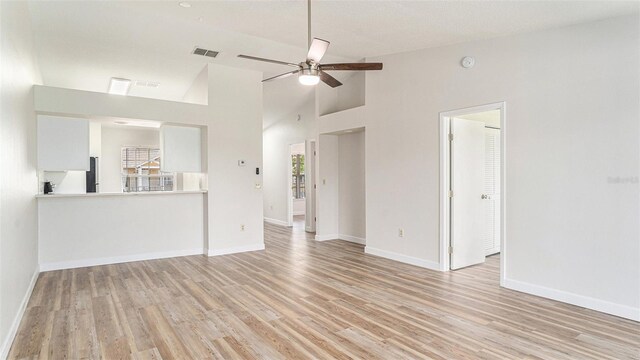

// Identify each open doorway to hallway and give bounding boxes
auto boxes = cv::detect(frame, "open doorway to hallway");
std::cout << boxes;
[440,103,505,280]
[289,143,306,228]
[288,140,317,233]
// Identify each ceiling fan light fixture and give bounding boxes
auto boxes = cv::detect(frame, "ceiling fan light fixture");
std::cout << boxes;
[298,69,320,86]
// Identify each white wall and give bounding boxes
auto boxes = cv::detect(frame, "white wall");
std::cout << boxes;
[339,131,366,241]
[262,96,316,224]
[0,2,42,357]
[182,65,208,105]
[364,15,639,319]
[100,126,159,193]
[318,71,365,116]
[316,134,340,240]
[206,64,264,254]
[38,193,204,270]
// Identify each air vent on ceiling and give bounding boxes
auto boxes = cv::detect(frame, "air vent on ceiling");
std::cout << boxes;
[192,47,219,58]
[135,80,159,88]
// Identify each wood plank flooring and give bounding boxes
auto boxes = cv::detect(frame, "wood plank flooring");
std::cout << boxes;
[9,219,640,359]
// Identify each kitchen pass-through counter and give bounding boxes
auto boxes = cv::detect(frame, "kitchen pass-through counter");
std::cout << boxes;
[37,190,207,271]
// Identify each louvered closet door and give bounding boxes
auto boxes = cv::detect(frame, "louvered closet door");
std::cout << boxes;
[483,128,501,255]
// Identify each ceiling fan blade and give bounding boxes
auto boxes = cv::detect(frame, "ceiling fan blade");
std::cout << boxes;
[238,54,301,68]
[319,71,342,88]
[307,38,330,63]
[263,70,300,83]
[319,63,383,71]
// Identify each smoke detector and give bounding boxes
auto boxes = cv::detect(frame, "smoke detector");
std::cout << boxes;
[192,47,219,58]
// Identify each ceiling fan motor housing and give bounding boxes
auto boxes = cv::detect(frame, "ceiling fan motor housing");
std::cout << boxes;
[300,68,319,77]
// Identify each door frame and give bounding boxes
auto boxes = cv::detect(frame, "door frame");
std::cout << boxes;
[439,102,506,286]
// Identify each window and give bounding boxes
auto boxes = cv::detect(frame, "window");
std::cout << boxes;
[121,147,174,192]
[291,154,305,199]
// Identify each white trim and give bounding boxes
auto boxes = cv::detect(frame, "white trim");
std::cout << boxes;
[339,234,366,245]
[0,267,39,359]
[365,246,440,271]
[40,248,204,272]
[292,210,305,216]
[439,102,506,276]
[264,217,289,227]
[503,278,640,321]
[315,233,339,241]
[207,243,265,256]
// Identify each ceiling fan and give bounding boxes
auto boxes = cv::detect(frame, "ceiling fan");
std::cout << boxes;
[237,0,383,88]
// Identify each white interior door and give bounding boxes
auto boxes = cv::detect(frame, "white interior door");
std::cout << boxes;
[450,118,486,270]
[483,128,501,255]
[305,140,316,232]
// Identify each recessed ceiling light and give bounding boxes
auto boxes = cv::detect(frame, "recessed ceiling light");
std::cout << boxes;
[108,78,132,95]
[179,2,191,8]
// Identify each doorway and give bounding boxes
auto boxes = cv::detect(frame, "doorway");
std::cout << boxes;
[288,143,306,229]
[287,140,316,232]
[439,103,506,283]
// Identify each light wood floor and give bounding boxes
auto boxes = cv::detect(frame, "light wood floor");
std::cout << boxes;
[9,222,640,359]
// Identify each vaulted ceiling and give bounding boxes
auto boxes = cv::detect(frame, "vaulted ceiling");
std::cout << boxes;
[27,1,638,124]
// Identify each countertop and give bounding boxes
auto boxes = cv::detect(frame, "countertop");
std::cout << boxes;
[36,190,207,199]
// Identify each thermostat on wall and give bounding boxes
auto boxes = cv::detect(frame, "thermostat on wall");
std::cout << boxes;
[238,160,246,166]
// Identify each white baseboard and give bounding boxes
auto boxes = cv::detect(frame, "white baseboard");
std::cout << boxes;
[364,246,440,271]
[503,278,640,321]
[0,267,39,359]
[207,243,265,256]
[264,217,288,227]
[339,234,366,245]
[39,248,204,272]
[315,233,339,241]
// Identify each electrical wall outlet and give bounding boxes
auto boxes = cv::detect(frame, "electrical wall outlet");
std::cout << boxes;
[240,224,245,231]
[398,228,404,237]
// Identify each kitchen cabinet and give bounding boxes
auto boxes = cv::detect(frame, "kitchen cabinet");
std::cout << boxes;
[160,125,202,173]
[37,115,90,171]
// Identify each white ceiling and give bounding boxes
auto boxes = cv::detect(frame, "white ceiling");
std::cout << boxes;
[27,1,638,123]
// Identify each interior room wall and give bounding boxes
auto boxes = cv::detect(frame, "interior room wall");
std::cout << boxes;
[262,96,316,224]
[364,15,639,319]
[316,134,340,240]
[0,2,43,357]
[100,126,160,193]
[182,65,208,105]
[318,71,365,116]
[206,64,264,254]
[338,131,366,243]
